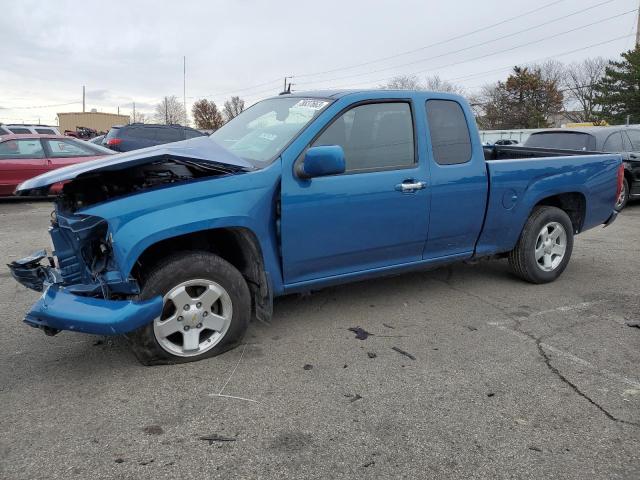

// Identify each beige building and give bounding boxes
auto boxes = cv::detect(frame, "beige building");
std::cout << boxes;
[57,111,130,134]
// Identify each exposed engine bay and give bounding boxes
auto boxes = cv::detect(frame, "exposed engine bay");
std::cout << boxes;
[58,157,242,212]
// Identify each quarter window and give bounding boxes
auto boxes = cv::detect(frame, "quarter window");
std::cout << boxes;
[426,100,472,165]
[313,102,415,171]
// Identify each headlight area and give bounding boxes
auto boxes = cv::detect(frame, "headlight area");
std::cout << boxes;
[9,207,140,299]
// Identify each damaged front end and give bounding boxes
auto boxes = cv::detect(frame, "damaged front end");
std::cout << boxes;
[8,207,162,335]
[9,136,253,337]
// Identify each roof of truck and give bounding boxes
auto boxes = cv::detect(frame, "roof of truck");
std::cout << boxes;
[270,89,462,99]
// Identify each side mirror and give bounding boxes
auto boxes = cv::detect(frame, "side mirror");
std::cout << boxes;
[295,145,346,179]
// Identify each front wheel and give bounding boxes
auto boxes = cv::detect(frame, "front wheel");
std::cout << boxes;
[128,251,251,365]
[508,206,574,284]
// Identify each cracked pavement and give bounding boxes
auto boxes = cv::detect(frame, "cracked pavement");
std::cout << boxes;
[0,200,638,479]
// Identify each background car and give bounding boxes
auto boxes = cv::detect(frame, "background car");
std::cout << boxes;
[0,134,113,196]
[88,134,105,145]
[104,123,205,152]
[524,126,640,210]
[0,124,61,135]
[494,139,519,145]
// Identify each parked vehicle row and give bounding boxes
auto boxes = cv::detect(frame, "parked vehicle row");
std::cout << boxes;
[0,124,61,135]
[9,90,622,364]
[0,134,113,196]
[102,123,205,152]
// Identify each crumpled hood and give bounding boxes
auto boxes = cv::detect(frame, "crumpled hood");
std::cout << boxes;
[16,136,254,193]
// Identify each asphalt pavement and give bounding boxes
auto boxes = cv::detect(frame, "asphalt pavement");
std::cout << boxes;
[0,200,638,479]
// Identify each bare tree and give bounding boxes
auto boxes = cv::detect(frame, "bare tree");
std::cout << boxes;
[131,111,148,124]
[423,75,465,94]
[381,74,423,90]
[192,99,224,130]
[563,57,607,122]
[382,74,464,93]
[223,96,245,121]
[535,59,567,87]
[154,96,187,125]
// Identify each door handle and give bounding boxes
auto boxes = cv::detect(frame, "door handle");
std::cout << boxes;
[395,180,427,193]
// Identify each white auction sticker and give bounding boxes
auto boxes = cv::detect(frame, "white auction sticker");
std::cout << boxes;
[293,99,329,110]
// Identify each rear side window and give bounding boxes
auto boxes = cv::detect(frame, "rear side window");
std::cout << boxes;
[185,128,204,139]
[602,132,624,152]
[625,129,640,151]
[157,128,184,142]
[0,139,45,159]
[525,132,595,151]
[426,100,472,165]
[313,102,415,172]
[35,128,55,134]
[127,127,157,140]
[9,128,31,134]
[44,139,95,157]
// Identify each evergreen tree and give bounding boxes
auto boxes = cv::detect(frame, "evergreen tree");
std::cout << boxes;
[594,48,640,124]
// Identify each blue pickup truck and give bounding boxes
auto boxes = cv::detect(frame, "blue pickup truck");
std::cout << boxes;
[10,90,623,364]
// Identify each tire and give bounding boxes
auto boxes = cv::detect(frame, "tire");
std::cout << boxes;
[128,251,251,365]
[508,206,574,284]
[615,178,629,212]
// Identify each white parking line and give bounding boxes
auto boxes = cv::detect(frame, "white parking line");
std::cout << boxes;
[488,322,640,389]
[530,301,606,317]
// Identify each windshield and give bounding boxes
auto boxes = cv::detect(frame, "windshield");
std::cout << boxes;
[525,132,596,151]
[210,97,331,165]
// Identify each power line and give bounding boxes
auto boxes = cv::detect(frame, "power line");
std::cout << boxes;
[325,9,637,90]
[297,3,632,89]
[293,0,568,79]
[446,33,634,86]
[187,0,568,100]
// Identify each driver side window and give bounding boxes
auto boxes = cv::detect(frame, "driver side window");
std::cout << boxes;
[312,102,415,172]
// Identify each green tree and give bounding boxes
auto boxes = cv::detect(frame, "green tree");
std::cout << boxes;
[594,48,640,124]
[480,66,563,129]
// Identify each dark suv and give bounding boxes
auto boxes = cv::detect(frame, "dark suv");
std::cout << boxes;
[104,123,205,152]
[525,126,640,210]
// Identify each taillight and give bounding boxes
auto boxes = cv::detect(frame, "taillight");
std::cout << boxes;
[106,138,122,147]
[615,164,624,201]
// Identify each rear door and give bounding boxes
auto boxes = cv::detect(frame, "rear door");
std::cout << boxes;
[281,100,431,285]
[423,99,488,259]
[41,138,101,169]
[0,138,47,195]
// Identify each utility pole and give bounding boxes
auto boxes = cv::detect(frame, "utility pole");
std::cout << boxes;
[636,0,640,47]
[82,85,85,113]
[117,106,120,115]
[133,101,136,123]
[165,96,168,124]
[636,9,640,46]
[183,56,187,124]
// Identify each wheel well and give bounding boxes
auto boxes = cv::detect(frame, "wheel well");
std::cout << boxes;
[132,228,272,323]
[624,169,632,184]
[534,192,586,233]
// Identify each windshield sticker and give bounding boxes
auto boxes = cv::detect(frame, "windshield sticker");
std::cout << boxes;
[293,99,329,110]
[259,133,277,141]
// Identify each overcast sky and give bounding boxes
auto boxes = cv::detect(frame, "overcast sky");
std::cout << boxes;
[0,0,637,125]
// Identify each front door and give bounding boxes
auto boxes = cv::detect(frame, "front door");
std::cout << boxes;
[281,100,430,285]
[0,138,47,195]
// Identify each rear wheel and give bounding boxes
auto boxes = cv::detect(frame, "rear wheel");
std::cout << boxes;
[508,206,574,284]
[128,251,251,365]
[615,178,629,211]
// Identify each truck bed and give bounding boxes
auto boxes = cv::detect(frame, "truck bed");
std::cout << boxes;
[483,144,604,161]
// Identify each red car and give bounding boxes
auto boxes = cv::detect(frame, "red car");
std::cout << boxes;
[0,134,113,196]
